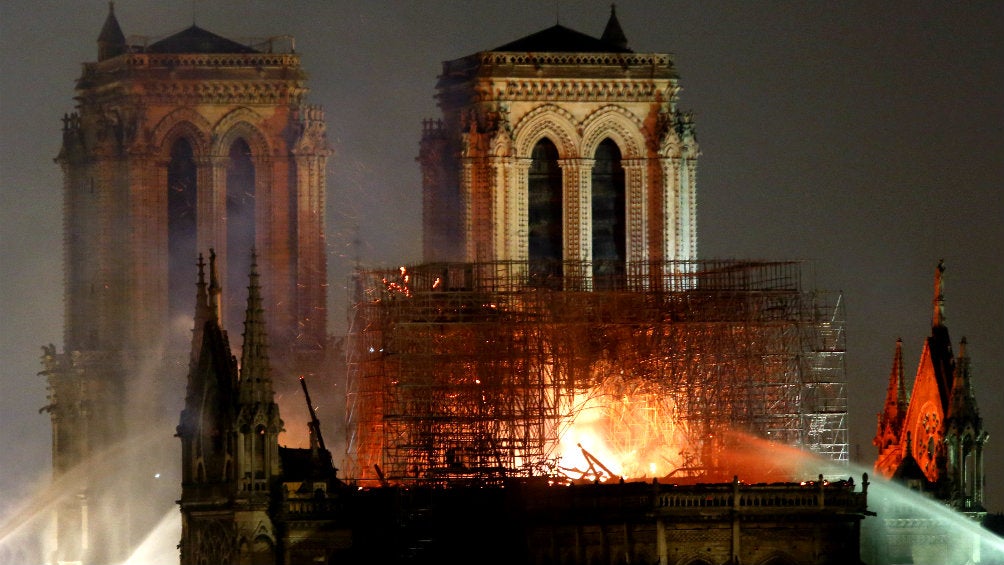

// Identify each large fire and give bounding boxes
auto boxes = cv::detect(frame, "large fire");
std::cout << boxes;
[550,374,828,485]
[552,375,691,482]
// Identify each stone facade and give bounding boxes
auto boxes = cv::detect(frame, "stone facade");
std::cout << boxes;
[57,11,328,353]
[419,8,698,287]
[43,6,329,563]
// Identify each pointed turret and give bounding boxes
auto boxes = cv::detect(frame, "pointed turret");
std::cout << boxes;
[947,338,981,424]
[97,2,126,61]
[188,253,211,371]
[874,338,910,477]
[238,250,274,405]
[927,260,955,413]
[233,250,282,493]
[208,249,222,323]
[600,4,629,50]
[943,337,989,509]
[877,338,907,440]
[179,252,280,565]
[178,252,238,487]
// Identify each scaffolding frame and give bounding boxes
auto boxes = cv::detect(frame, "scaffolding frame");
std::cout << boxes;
[346,260,848,484]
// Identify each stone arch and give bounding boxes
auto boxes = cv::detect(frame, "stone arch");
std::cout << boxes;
[580,105,646,159]
[213,114,271,335]
[151,107,212,158]
[213,108,273,159]
[513,104,579,158]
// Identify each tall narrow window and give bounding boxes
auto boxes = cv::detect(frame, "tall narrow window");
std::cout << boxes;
[591,139,625,289]
[964,448,975,498]
[168,138,197,321]
[226,139,255,334]
[528,138,562,285]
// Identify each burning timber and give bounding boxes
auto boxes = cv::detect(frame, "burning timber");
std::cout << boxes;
[346,260,848,484]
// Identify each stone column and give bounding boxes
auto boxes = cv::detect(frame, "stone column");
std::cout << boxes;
[297,150,328,346]
[512,158,532,263]
[659,156,680,263]
[559,158,592,289]
[488,155,510,262]
[679,156,698,260]
[623,158,648,290]
[459,157,477,262]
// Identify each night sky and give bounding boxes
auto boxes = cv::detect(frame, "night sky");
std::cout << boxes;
[1,0,1001,517]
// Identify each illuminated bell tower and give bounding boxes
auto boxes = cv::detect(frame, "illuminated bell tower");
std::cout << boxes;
[419,6,698,286]
[43,4,328,563]
[59,5,328,357]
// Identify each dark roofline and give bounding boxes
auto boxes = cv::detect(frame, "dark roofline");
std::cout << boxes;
[491,24,633,54]
[145,25,259,54]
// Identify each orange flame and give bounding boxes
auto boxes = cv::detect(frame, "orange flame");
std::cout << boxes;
[553,379,689,482]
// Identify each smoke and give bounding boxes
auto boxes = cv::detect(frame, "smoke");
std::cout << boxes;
[121,509,180,565]
[0,424,177,564]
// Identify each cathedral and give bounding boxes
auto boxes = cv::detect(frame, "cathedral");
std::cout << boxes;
[349,7,847,486]
[41,5,889,565]
[43,3,330,563]
[170,6,865,555]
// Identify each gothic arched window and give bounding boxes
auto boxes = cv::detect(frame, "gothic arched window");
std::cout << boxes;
[528,138,562,284]
[591,138,625,289]
[168,137,197,321]
[226,139,255,332]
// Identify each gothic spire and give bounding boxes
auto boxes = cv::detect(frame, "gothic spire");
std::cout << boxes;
[879,338,907,436]
[97,2,126,61]
[239,250,274,404]
[879,335,911,451]
[933,259,946,328]
[927,259,955,412]
[895,339,908,408]
[601,4,628,50]
[944,337,988,508]
[189,253,211,371]
[179,252,238,486]
[208,248,222,323]
[946,337,981,426]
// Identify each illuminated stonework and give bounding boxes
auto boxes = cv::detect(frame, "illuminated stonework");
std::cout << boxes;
[43,6,330,563]
[873,261,989,512]
[355,7,848,490]
[59,24,329,351]
[419,18,698,280]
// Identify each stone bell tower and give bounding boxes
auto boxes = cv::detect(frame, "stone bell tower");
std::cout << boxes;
[419,6,698,288]
[42,4,329,563]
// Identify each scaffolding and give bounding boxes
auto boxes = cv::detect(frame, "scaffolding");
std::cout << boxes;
[346,260,847,484]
